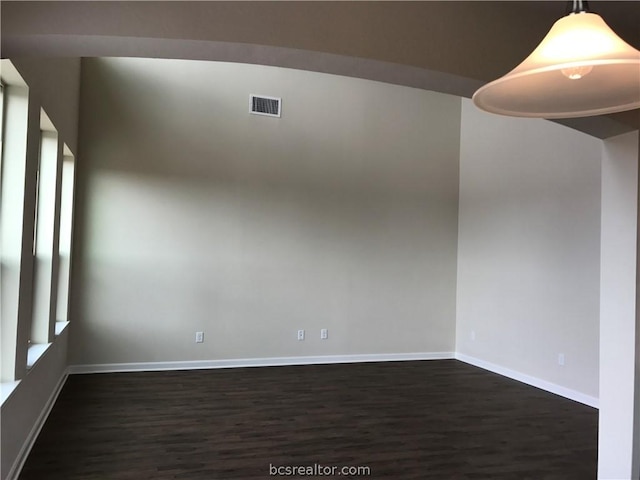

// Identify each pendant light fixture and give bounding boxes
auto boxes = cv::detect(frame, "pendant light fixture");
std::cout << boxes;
[472,0,640,118]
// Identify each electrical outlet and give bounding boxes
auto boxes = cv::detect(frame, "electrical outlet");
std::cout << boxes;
[471,330,476,341]
[320,328,328,340]
[297,329,305,341]
[558,353,565,366]
[195,331,204,343]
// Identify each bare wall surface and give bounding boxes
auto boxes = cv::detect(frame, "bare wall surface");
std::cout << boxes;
[456,99,602,398]
[10,57,81,155]
[70,58,461,365]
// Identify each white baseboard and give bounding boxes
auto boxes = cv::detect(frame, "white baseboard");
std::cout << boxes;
[6,368,69,480]
[67,353,599,408]
[455,353,599,409]
[68,351,455,375]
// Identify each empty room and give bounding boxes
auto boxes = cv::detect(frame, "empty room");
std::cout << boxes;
[1,2,639,479]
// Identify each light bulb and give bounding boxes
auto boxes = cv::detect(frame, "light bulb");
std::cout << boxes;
[561,64,594,79]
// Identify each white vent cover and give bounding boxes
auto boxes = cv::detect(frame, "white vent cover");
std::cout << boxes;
[250,94,281,117]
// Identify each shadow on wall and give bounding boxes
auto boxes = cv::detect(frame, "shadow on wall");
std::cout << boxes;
[69,57,462,366]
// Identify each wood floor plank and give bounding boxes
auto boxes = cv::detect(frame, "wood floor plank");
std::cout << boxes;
[19,360,597,479]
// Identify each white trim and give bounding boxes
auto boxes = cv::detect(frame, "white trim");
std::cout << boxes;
[54,321,70,336]
[26,343,53,369]
[6,368,69,480]
[0,59,28,86]
[68,352,455,375]
[455,353,599,409]
[0,380,21,405]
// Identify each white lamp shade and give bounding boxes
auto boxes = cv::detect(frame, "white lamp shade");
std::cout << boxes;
[472,12,640,118]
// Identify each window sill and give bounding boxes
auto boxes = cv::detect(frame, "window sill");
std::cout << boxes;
[27,343,52,370]
[0,380,21,406]
[55,321,70,336]
[3,326,70,406]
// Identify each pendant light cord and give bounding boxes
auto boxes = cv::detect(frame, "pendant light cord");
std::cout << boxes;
[567,0,590,15]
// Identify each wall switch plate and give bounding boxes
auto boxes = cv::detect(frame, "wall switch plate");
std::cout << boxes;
[471,331,476,341]
[297,329,305,341]
[195,331,204,343]
[320,328,328,340]
[558,353,565,366]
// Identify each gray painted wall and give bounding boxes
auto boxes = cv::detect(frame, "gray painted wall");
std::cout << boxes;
[70,57,461,365]
[456,99,602,398]
[3,55,618,478]
[9,57,80,155]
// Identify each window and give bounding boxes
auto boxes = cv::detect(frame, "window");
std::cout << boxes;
[1,59,77,385]
[56,145,75,328]
[30,110,59,347]
[0,60,30,381]
[1,82,5,179]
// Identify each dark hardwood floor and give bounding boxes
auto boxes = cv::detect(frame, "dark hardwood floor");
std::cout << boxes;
[19,360,597,479]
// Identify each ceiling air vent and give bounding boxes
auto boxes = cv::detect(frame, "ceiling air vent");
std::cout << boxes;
[250,94,281,118]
